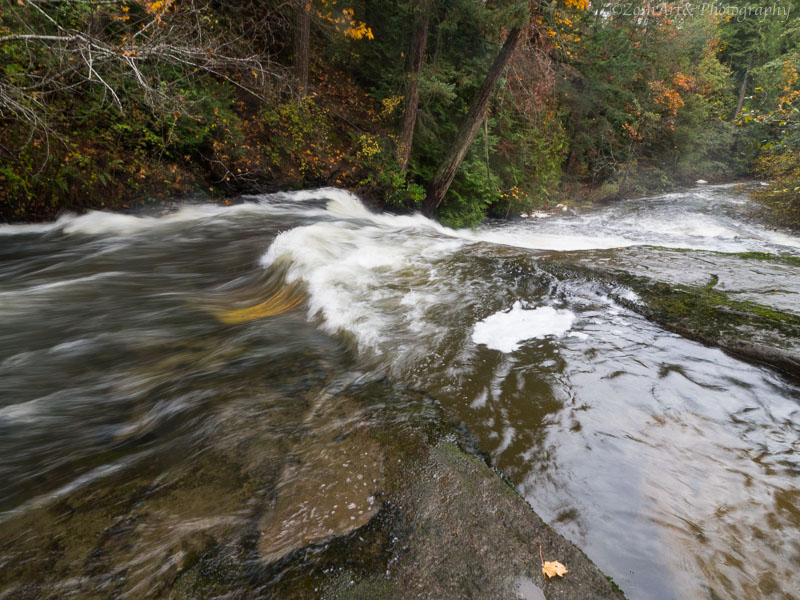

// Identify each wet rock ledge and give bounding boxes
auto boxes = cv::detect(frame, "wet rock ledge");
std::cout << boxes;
[0,378,624,600]
[541,256,800,380]
[322,440,626,600]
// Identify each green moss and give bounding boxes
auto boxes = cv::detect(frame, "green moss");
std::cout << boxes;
[541,259,800,375]
[553,261,800,332]
[731,251,800,267]
[643,282,800,331]
[645,246,800,267]
[606,575,627,598]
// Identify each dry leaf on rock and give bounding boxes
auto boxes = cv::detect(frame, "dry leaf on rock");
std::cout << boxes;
[541,560,568,578]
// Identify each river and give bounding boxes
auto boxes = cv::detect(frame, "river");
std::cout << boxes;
[0,183,798,599]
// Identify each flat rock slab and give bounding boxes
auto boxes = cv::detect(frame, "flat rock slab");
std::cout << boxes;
[327,441,625,600]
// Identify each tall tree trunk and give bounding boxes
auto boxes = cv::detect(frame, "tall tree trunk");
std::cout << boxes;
[294,0,311,97]
[423,27,523,215]
[396,8,429,170]
[734,55,754,120]
[483,111,490,179]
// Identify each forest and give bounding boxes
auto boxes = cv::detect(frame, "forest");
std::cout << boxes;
[2,3,800,599]
[1,0,798,227]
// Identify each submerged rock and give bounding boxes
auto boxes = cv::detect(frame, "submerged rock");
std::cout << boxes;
[258,406,384,563]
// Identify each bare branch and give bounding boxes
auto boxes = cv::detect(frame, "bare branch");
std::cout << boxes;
[0,0,293,142]
[0,34,82,43]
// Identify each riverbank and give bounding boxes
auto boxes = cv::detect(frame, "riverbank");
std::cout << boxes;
[0,65,754,228]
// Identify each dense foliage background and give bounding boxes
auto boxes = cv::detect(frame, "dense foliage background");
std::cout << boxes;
[1,0,798,227]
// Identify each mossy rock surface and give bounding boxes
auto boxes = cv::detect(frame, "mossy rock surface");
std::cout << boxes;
[541,259,800,378]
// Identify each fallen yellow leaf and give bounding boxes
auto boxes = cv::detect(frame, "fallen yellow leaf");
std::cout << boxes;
[541,560,568,579]
[538,545,567,579]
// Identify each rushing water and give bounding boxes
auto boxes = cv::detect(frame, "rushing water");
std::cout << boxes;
[1,184,798,599]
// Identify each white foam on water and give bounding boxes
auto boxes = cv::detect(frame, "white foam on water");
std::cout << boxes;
[3,183,798,258]
[0,396,45,423]
[476,229,642,251]
[471,302,576,353]
[491,211,745,253]
[2,188,476,369]
[258,187,363,207]
[64,203,274,235]
[470,388,489,409]
[0,222,57,235]
[633,215,740,240]
[259,200,467,358]
[0,202,273,237]
[620,289,640,303]
[762,228,800,250]
[0,187,465,241]
[5,186,796,366]
[474,184,800,254]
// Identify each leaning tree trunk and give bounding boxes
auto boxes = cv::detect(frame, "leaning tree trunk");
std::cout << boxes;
[423,27,523,215]
[733,55,754,120]
[294,0,311,97]
[396,8,429,170]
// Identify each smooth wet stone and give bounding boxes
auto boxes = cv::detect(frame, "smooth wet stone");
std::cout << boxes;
[373,442,625,600]
[567,246,800,317]
[541,258,800,378]
[516,576,547,600]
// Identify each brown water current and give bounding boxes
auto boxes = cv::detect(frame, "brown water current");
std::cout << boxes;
[0,184,798,599]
